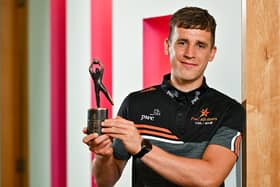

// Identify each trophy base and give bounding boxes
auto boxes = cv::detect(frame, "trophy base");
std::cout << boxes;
[87,108,108,135]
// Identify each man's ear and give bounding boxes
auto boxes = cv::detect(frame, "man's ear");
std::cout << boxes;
[209,46,217,62]
[164,39,169,55]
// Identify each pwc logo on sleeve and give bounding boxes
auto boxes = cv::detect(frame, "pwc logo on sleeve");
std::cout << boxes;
[191,108,218,125]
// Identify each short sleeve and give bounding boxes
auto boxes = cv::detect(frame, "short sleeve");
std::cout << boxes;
[209,102,245,156]
[209,126,242,156]
[117,95,129,117]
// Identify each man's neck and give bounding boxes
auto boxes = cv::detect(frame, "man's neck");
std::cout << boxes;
[169,76,204,93]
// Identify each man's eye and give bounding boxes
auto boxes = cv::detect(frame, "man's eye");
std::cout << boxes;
[177,41,186,45]
[197,43,206,48]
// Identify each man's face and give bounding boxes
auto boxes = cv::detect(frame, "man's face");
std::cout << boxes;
[165,27,216,89]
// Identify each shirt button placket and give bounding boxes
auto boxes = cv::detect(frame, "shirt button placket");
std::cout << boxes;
[176,106,188,135]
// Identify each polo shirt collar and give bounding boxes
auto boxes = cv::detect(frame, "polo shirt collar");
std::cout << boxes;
[161,74,209,105]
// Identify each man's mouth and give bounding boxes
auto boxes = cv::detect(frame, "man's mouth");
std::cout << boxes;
[180,61,197,68]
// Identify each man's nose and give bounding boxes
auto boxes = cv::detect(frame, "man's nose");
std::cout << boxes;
[183,45,195,59]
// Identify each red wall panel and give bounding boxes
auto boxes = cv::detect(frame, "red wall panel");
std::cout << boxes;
[50,0,67,187]
[143,15,171,88]
[91,0,112,186]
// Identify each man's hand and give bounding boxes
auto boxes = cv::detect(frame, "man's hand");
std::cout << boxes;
[102,116,142,155]
[82,128,113,156]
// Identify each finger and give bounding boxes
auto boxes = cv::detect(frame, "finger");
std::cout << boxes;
[102,133,125,140]
[88,137,110,152]
[115,116,134,123]
[87,137,104,148]
[101,126,128,135]
[89,139,108,151]
[90,138,112,153]
[82,133,98,144]
[104,117,134,126]
[93,134,112,145]
[95,138,112,149]
[82,127,88,134]
[102,120,134,130]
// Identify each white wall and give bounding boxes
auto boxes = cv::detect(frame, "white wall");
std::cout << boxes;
[66,0,92,187]
[28,0,50,186]
[113,0,242,187]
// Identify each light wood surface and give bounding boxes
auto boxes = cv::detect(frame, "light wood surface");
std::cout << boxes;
[245,0,280,186]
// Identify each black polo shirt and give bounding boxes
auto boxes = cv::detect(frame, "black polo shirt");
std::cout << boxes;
[113,74,245,187]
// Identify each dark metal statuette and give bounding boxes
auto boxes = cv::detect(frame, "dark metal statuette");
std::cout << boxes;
[87,59,114,135]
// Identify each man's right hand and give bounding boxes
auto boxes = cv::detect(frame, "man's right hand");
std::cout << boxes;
[82,127,113,157]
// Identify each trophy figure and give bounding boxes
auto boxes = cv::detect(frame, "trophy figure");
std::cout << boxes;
[87,59,114,135]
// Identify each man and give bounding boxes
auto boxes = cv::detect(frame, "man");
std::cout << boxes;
[83,6,245,187]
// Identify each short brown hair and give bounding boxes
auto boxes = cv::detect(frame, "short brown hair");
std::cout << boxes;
[168,6,216,47]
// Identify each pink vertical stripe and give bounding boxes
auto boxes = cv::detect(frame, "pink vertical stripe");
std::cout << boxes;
[50,0,67,187]
[143,15,171,88]
[91,0,113,186]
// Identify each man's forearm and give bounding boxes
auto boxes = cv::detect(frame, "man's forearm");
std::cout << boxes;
[92,155,122,187]
[141,145,236,187]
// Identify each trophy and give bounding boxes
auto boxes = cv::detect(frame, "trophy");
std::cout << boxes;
[87,59,114,135]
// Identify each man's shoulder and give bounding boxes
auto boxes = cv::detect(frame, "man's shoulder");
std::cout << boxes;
[207,87,242,105]
[206,87,245,120]
[128,84,162,98]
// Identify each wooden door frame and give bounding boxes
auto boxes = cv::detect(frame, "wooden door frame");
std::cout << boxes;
[0,0,29,186]
[244,0,280,186]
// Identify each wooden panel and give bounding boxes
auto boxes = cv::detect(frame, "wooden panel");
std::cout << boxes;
[245,0,280,186]
[0,0,29,186]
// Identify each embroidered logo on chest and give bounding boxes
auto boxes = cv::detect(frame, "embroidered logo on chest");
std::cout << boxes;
[191,108,218,125]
